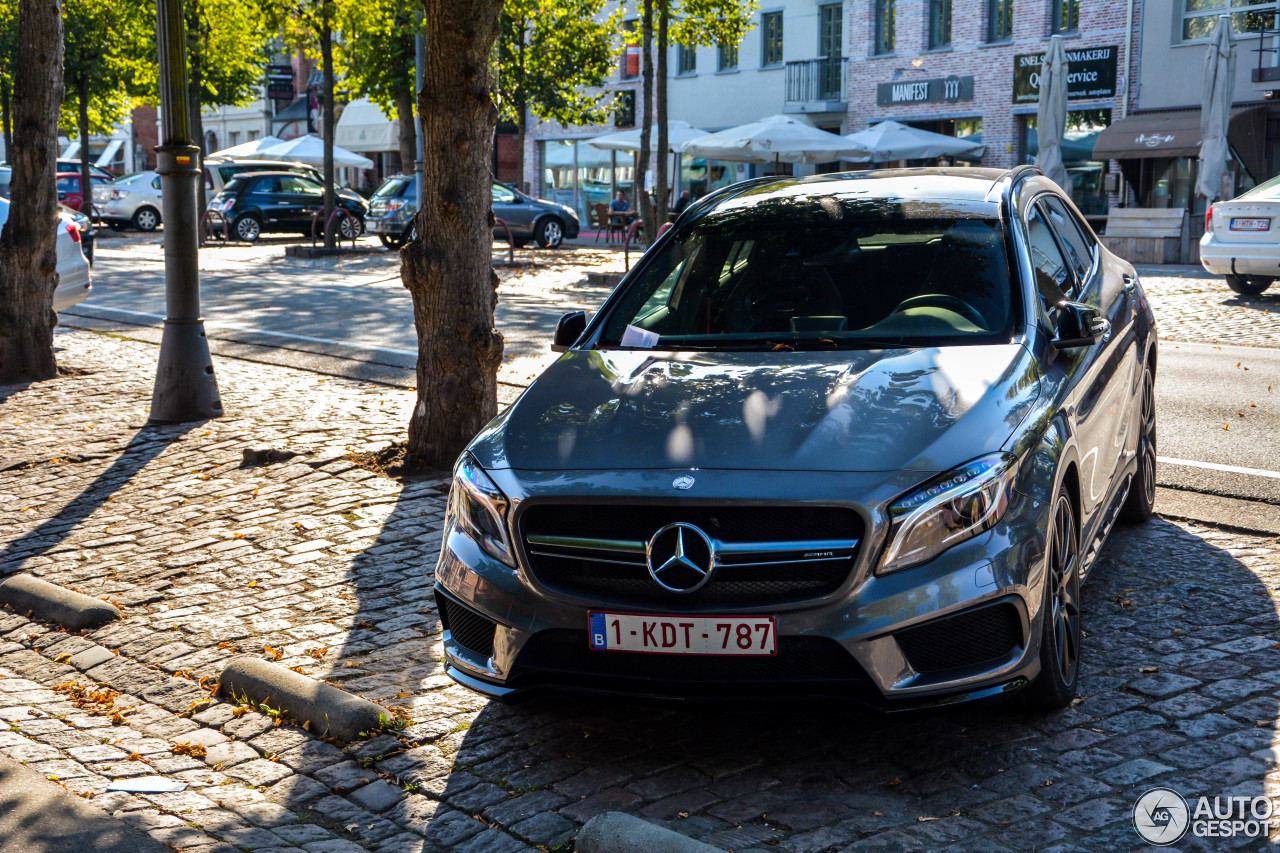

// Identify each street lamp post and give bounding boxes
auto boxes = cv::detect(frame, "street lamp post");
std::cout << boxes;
[149,0,222,422]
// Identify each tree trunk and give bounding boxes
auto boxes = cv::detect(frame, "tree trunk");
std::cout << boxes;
[655,0,668,226]
[1,79,12,165]
[320,17,336,248]
[0,0,63,382]
[636,0,654,239]
[403,0,504,469]
[77,73,91,217]
[394,83,415,175]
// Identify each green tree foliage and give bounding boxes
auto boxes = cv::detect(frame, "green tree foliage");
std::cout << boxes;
[185,0,271,153]
[335,0,418,170]
[0,0,17,157]
[61,0,152,137]
[497,0,622,187]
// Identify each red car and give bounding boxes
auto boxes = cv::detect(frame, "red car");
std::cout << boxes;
[56,172,114,212]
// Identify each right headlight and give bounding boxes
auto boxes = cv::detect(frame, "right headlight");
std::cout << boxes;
[878,454,1017,574]
[446,454,515,568]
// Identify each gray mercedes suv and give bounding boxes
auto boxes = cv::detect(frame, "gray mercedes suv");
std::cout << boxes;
[434,167,1157,711]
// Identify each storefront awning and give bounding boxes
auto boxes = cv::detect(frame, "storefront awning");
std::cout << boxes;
[1092,107,1266,173]
[334,99,400,153]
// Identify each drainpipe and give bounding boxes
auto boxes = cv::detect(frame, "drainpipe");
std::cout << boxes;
[1121,0,1134,119]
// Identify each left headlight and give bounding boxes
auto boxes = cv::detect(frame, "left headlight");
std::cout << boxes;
[878,454,1017,574]
[447,454,515,568]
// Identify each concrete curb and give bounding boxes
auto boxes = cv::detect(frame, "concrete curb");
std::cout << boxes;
[577,812,721,853]
[216,655,387,742]
[0,575,122,631]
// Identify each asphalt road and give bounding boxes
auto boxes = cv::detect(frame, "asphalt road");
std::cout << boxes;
[61,235,1280,509]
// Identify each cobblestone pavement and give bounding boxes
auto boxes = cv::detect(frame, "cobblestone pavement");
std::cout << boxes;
[1,329,1279,852]
[1140,268,1280,349]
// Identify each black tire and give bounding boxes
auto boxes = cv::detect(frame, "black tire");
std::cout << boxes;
[132,206,161,232]
[535,216,564,249]
[379,234,402,250]
[234,214,261,243]
[1024,491,1082,711]
[1120,363,1157,523]
[1225,274,1273,296]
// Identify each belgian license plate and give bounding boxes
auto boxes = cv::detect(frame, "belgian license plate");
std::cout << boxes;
[1229,218,1270,231]
[588,612,776,656]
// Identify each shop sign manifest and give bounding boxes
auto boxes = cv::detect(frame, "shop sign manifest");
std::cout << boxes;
[876,75,974,107]
[267,65,295,101]
[1013,46,1118,103]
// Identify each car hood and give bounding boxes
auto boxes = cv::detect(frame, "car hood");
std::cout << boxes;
[470,344,1041,473]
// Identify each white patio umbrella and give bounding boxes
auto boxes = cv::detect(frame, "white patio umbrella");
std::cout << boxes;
[1196,15,1235,201]
[680,115,869,169]
[256,134,375,169]
[586,120,709,152]
[208,135,286,159]
[843,120,986,163]
[1036,35,1070,191]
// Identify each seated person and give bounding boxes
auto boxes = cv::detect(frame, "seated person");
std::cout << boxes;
[672,190,692,215]
[608,191,633,219]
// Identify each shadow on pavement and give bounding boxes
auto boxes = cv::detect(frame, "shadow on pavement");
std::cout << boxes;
[395,517,1279,850]
[0,424,200,575]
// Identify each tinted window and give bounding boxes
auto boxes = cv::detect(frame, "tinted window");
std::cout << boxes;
[279,176,323,195]
[374,177,411,199]
[151,176,162,190]
[599,202,1015,349]
[1040,196,1093,279]
[57,176,77,193]
[492,183,517,204]
[1026,207,1075,307]
[248,176,278,193]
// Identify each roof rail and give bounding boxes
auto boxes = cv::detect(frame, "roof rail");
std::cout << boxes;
[993,164,1044,215]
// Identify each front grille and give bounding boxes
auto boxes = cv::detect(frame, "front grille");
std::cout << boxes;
[437,594,496,659]
[895,602,1023,675]
[519,503,862,608]
[513,629,872,694]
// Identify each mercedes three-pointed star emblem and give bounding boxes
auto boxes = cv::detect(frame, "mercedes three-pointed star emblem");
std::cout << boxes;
[645,522,716,594]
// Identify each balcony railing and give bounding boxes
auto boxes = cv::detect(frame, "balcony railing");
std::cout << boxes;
[785,57,847,104]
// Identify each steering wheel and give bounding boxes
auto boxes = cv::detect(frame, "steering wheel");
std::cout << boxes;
[891,294,986,329]
[721,269,844,333]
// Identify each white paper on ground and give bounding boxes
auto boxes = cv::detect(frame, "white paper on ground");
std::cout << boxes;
[104,776,189,793]
[621,324,659,348]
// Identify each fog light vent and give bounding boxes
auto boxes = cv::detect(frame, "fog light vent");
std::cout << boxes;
[438,595,496,660]
[895,602,1022,674]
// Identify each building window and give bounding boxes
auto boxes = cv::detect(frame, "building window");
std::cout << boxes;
[615,91,636,128]
[621,20,639,80]
[677,44,697,75]
[1051,0,1078,32]
[1183,0,1276,40]
[761,11,783,66]
[718,40,739,71]
[873,0,895,55]
[988,0,1013,41]
[819,4,843,59]
[928,0,951,48]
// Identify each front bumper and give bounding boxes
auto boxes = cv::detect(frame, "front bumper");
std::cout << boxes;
[1199,235,1280,277]
[434,469,1053,709]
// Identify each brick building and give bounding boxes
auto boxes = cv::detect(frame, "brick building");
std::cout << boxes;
[846,0,1140,221]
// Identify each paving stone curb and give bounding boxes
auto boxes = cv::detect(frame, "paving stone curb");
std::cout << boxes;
[578,811,721,852]
[217,655,388,742]
[0,574,122,631]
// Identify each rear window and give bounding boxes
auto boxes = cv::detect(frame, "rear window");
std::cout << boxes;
[598,196,1016,350]
[373,177,411,199]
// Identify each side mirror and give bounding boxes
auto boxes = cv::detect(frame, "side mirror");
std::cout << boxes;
[552,311,587,352]
[1052,301,1110,350]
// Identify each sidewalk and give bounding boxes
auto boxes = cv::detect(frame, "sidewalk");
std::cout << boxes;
[1,328,1279,852]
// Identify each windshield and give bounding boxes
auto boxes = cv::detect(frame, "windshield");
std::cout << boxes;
[598,199,1016,351]
[373,177,412,199]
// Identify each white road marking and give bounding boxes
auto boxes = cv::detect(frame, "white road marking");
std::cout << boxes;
[65,304,419,358]
[1158,456,1280,480]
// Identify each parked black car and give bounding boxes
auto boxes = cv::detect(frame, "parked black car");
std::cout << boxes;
[208,171,367,242]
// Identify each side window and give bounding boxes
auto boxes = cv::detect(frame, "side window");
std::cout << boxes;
[281,177,323,195]
[492,183,517,204]
[56,176,76,194]
[151,176,162,190]
[1041,196,1093,280]
[251,177,279,194]
[1026,206,1075,313]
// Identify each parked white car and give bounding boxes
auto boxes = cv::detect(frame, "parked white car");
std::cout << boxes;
[0,196,93,311]
[93,170,163,232]
[1200,176,1280,296]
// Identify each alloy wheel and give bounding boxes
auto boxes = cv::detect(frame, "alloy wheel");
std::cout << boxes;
[1139,369,1156,507]
[1048,495,1080,685]
[541,220,563,248]
[235,216,260,242]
